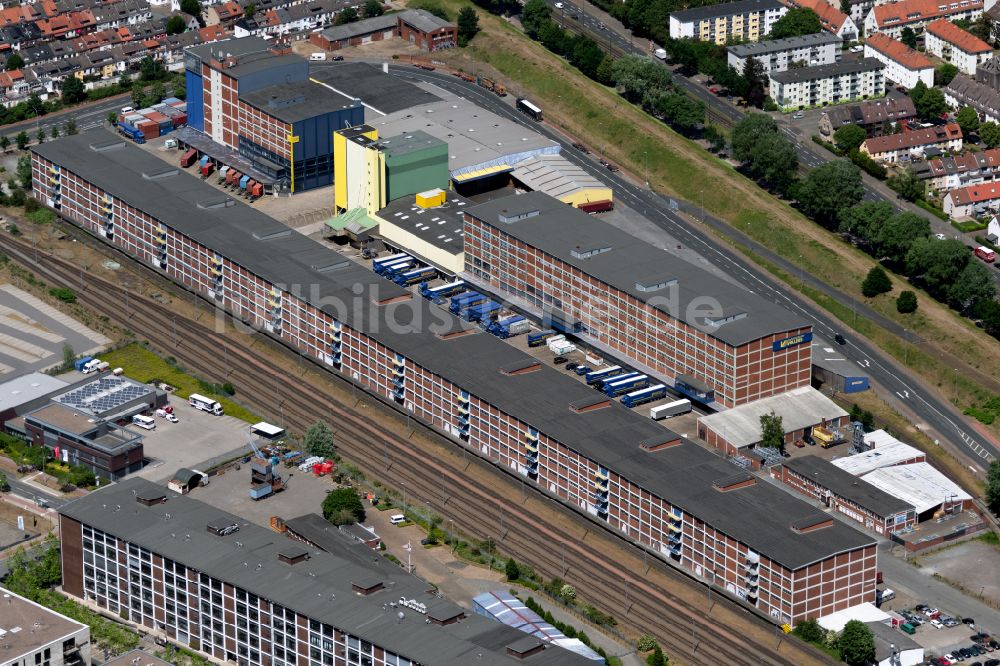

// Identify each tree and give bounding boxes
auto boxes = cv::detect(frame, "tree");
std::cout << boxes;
[838,200,894,241]
[915,87,948,121]
[66,118,77,135]
[795,619,825,643]
[753,132,798,193]
[5,53,23,71]
[935,62,959,87]
[595,55,615,86]
[165,15,187,34]
[636,635,658,652]
[887,167,924,202]
[956,105,980,134]
[15,131,28,150]
[948,260,996,310]
[35,128,44,144]
[139,55,162,82]
[656,92,705,134]
[980,121,1000,148]
[839,620,875,666]
[26,94,45,117]
[900,26,918,49]
[875,212,930,265]
[768,7,822,39]
[559,584,576,602]
[896,290,918,313]
[742,56,766,108]
[61,75,86,105]
[839,0,850,14]
[521,0,551,38]
[62,343,75,370]
[505,558,520,580]
[976,299,1000,337]
[904,238,970,297]
[796,160,865,227]
[986,459,1000,516]
[150,81,166,105]
[570,36,605,79]
[834,123,866,153]
[759,411,784,449]
[305,420,336,458]
[646,645,667,666]
[107,111,118,126]
[861,266,892,297]
[244,2,257,18]
[731,113,778,164]
[321,487,365,524]
[334,7,358,24]
[0,136,9,152]
[180,0,201,16]
[362,0,383,17]
[969,12,992,43]
[50,125,59,139]
[131,82,145,108]
[457,7,480,46]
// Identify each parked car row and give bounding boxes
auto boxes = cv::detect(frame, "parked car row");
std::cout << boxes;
[927,631,1000,666]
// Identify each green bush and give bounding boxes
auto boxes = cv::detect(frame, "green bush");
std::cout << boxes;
[637,634,657,652]
[896,290,918,314]
[49,287,76,303]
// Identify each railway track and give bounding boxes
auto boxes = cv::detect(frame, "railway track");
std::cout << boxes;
[0,229,831,665]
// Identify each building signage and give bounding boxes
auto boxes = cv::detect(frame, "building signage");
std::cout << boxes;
[772,332,813,352]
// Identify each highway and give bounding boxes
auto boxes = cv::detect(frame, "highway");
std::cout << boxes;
[377,64,999,474]
[0,95,127,142]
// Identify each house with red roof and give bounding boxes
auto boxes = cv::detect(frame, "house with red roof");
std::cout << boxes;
[925,19,993,75]
[943,182,1000,218]
[913,147,1000,191]
[865,0,983,38]
[782,0,858,39]
[863,32,934,89]
[860,122,963,162]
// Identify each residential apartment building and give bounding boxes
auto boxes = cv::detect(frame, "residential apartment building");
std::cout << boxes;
[943,181,1000,216]
[863,32,934,89]
[925,18,993,75]
[865,0,984,38]
[768,58,886,111]
[819,96,917,136]
[912,147,1000,191]
[781,0,857,39]
[945,57,1000,122]
[668,0,786,43]
[726,32,841,74]
[58,478,597,666]
[0,588,90,666]
[33,129,879,625]
[777,456,917,536]
[860,122,963,162]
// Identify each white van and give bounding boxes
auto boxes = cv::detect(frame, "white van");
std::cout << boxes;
[389,514,406,525]
[879,588,895,603]
[82,358,102,374]
[132,414,156,430]
[309,52,326,61]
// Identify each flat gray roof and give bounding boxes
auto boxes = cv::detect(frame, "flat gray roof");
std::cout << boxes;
[309,62,441,116]
[0,372,67,413]
[728,32,841,58]
[0,588,88,665]
[185,36,271,66]
[671,0,784,22]
[810,336,867,378]
[318,13,397,42]
[35,130,874,570]
[464,191,810,346]
[60,479,591,666]
[770,58,885,84]
[398,8,454,32]
[377,194,467,256]
[239,80,359,123]
[784,455,914,517]
[698,387,847,448]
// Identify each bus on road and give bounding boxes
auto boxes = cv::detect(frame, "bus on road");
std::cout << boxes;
[516,98,543,121]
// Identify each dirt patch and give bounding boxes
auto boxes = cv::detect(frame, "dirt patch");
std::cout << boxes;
[919,539,1000,606]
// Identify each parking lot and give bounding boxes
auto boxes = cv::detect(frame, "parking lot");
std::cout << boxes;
[130,398,252,483]
[880,592,1000,663]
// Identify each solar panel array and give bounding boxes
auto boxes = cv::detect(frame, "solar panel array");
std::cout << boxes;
[54,376,150,416]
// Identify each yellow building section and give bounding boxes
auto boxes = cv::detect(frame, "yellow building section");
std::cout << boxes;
[333,125,384,214]
[559,187,614,208]
[415,188,447,208]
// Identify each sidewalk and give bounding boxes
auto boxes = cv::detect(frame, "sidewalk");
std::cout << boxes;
[365,504,642,665]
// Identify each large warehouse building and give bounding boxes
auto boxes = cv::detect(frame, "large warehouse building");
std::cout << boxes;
[59,478,595,666]
[462,192,813,407]
[33,129,876,626]
[183,36,364,192]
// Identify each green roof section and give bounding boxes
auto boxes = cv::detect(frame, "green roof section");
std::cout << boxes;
[325,207,379,234]
[382,131,449,202]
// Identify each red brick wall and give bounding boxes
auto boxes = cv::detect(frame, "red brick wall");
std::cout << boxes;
[60,515,84,598]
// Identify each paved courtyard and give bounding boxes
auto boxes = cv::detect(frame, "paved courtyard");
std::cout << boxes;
[919,539,1000,607]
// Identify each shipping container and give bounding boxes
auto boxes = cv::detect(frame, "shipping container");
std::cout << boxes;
[243,179,257,198]
[621,384,668,408]
[450,291,486,313]
[201,161,214,177]
[578,200,613,214]
[373,252,411,271]
[527,329,557,347]
[239,174,250,190]
[180,148,197,167]
[394,265,437,286]
[419,279,465,301]
[217,165,230,183]
[170,112,188,127]
[604,374,649,397]
[250,181,264,198]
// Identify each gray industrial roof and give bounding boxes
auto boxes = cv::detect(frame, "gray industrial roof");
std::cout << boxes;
[309,62,441,116]
[397,8,454,32]
[810,335,866,378]
[769,58,885,84]
[464,191,809,346]
[185,35,271,66]
[317,13,397,42]
[727,32,842,58]
[376,194,467,256]
[784,455,914,517]
[35,130,874,570]
[0,372,67,413]
[239,80,359,123]
[369,89,559,176]
[670,0,785,22]
[60,479,591,666]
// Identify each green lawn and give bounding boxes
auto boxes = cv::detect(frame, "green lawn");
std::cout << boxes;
[101,343,260,423]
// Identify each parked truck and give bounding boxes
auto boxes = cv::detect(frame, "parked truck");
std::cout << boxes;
[419,280,465,301]
[621,384,668,408]
[449,291,486,314]
[394,266,437,286]
[603,374,648,397]
[462,300,502,322]
[180,148,197,168]
[650,398,691,420]
[116,123,146,143]
[375,258,414,277]
[73,355,94,372]
[477,77,507,96]
[490,314,530,338]
[653,48,667,60]
[527,329,557,347]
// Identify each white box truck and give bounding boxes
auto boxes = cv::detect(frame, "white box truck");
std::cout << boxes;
[650,398,691,420]
[653,48,667,60]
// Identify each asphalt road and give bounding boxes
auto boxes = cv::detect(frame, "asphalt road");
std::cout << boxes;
[381,64,999,472]
[5,476,70,510]
[0,95,127,142]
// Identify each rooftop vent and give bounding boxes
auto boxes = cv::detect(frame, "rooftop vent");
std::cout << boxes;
[90,138,127,152]
[702,309,748,327]
[506,636,546,660]
[790,515,834,534]
[197,197,236,210]
[571,245,612,260]
[500,359,541,376]
[135,490,166,506]
[351,577,384,596]
[277,546,310,565]
[639,433,683,452]
[497,208,539,224]
[142,167,180,181]
[427,603,465,626]
[569,395,611,413]
[252,228,292,241]
[206,519,240,537]
[713,472,756,492]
